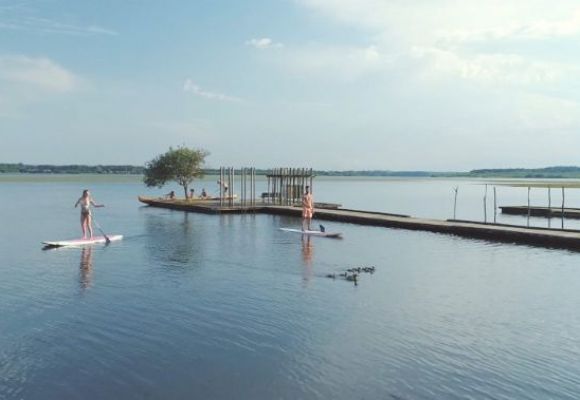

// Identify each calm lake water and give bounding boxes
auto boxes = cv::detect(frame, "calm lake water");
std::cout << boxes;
[2,175,580,399]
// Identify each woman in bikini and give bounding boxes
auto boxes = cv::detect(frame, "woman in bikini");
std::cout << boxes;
[75,189,104,239]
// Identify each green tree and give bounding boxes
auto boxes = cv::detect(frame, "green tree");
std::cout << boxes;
[144,146,209,198]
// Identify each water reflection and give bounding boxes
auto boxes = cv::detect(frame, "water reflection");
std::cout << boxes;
[79,246,93,290]
[301,235,314,285]
[143,211,204,267]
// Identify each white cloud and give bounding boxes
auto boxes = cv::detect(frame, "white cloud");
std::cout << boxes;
[296,0,580,38]
[295,0,394,32]
[85,25,118,36]
[282,44,393,80]
[152,119,213,135]
[412,46,575,85]
[438,8,580,43]
[183,79,242,102]
[0,4,118,36]
[0,55,80,92]
[294,0,580,87]
[245,37,283,49]
[516,93,580,131]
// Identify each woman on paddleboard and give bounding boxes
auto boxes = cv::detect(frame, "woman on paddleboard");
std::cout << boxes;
[75,189,104,239]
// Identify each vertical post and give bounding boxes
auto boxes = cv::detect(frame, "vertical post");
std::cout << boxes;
[299,168,303,200]
[290,168,294,205]
[527,186,531,228]
[225,167,228,206]
[548,187,551,228]
[267,175,270,205]
[228,167,231,207]
[295,168,298,204]
[271,170,275,205]
[230,167,236,207]
[220,167,224,207]
[294,168,298,204]
[493,186,497,224]
[252,167,256,207]
[453,186,458,220]
[275,168,279,205]
[483,184,488,223]
[283,168,287,205]
[309,168,313,196]
[300,168,307,198]
[562,187,565,229]
[548,187,551,210]
[242,167,245,208]
[280,167,283,205]
[287,167,291,205]
[279,168,282,205]
[289,167,292,205]
[285,167,289,205]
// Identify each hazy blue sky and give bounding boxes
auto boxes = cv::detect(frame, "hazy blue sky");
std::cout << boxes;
[1,0,580,170]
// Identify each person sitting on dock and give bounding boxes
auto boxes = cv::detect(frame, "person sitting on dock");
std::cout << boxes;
[201,188,208,198]
[302,186,314,231]
[165,190,176,200]
[189,188,195,199]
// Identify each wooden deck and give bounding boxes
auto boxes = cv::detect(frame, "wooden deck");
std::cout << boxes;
[139,197,580,250]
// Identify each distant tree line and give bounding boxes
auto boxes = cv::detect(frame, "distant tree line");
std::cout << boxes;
[466,166,580,178]
[3,163,580,178]
[0,164,450,177]
[0,163,144,174]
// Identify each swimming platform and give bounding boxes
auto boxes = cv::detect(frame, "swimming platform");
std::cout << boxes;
[501,205,580,219]
[138,196,580,251]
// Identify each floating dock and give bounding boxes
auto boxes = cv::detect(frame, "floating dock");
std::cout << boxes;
[501,206,580,219]
[139,197,580,251]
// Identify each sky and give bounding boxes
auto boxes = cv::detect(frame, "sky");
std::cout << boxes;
[1,0,580,170]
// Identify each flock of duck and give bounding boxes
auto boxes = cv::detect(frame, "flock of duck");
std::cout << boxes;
[326,266,376,284]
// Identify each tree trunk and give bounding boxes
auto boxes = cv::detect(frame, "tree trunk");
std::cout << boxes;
[183,183,188,199]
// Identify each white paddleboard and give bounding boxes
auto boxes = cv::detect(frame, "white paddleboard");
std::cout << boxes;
[279,228,342,238]
[42,235,123,247]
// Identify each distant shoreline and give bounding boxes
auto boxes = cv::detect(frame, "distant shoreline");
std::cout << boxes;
[3,164,580,179]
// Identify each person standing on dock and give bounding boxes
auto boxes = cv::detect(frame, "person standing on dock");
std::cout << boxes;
[217,179,228,196]
[302,185,314,231]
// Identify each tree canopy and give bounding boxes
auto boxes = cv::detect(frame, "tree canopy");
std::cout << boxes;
[144,147,209,197]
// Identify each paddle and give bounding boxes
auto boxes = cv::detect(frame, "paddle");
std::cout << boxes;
[92,215,111,244]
